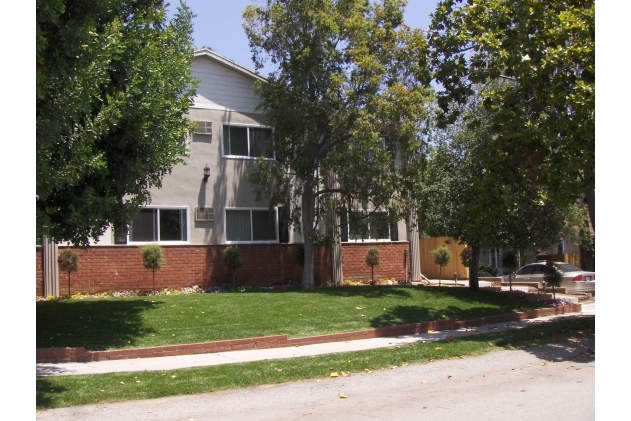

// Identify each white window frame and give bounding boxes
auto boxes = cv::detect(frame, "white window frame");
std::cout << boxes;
[224,207,279,244]
[348,210,391,242]
[127,206,190,245]
[221,123,274,160]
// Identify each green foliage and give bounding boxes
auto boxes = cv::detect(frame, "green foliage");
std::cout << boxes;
[543,261,564,299]
[460,247,472,267]
[243,0,433,289]
[365,247,380,281]
[501,251,519,273]
[58,249,80,297]
[222,246,243,288]
[431,246,451,267]
[141,244,164,295]
[141,245,164,271]
[428,0,595,230]
[222,246,243,272]
[431,246,451,286]
[57,250,79,274]
[365,247,381,268]
[36,0,199,245]
[419,88,587,291]
[478,264,498,278]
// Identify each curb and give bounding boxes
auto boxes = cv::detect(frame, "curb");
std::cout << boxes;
[36,303,582,364]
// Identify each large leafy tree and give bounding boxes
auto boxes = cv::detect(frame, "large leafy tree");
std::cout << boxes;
[420,94,590,290]
[243,0,433,289]
[36,0,198,245]
[428,0,595,232]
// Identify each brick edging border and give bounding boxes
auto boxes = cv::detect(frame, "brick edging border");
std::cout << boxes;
[36,303,582,364]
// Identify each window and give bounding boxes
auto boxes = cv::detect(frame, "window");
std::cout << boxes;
[225,208,277,242]
[193,121,212,143]
[222,125,273,158]
[128,208,188,243]
[347,211,391,241]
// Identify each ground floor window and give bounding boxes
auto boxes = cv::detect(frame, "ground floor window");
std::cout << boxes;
[225,208,277,243]
[348,211,390,241]
[128,207,188,243]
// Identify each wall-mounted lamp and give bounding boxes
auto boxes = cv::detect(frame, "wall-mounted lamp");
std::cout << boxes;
[203,164,210,182]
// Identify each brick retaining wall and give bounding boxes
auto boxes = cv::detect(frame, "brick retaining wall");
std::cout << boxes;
[36,303,583,363]
[35,242,409,295]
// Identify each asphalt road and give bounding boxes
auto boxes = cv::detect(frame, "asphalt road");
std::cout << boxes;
[37,335,595,421]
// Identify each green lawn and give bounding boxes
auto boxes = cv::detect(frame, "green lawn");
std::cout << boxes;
[36,316,595,410]
[37,286,546,350]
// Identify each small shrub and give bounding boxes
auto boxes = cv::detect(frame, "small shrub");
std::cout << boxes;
[543,261,563,300]
[501,251,520,291]
[58,250,79,298]
[141,245,165,295]
[431,246,452,286]
[365,247,380,281]
[222,246,243,288]
[478,263,498,277]
[460,247,472,267]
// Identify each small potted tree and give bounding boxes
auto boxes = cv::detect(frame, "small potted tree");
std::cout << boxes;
[141,245,165,295]
[365,247,380,284]
[58,249,79,298]
[501,250,519,292]
[543,261,563,300]
[223,245,243,289]
[431,246,452,287]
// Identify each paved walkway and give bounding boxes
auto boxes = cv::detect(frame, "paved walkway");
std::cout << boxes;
[36,303,595,377]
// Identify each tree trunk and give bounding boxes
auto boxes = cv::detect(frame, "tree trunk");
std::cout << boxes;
[469,245,480,291]
[301,185,316,289]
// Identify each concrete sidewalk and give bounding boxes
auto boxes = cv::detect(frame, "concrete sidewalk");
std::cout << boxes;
[36,303,594,377]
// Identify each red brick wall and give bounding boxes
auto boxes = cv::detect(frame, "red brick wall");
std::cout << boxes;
[35,242,409,295]
[341,242,409,281]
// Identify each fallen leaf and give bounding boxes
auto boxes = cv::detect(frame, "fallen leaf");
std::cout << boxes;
[119,382,125,385]
[447,375,452,378]
[355,307,365,310]
[428,330,435,333]
[338,394,347,399]
[409,344,416,347]
[422,380,428,384]
[435,347,443,351]
[521,390,527,392]
[540,362,546,366]
[389,366,398,369]
[364,369,373,373]
[401,363,409,367]
[310,356,317,359]
[276,369,283,372]
[171,375,177,379]
[136,381,141,383]
[330,372,339,378]
[99,390,105,393]
[527,364,531,367]
[161,373,166,376]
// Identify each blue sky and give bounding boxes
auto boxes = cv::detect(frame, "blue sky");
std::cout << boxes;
[168,0,440,76]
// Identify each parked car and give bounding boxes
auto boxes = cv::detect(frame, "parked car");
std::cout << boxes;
[510,262,595,294]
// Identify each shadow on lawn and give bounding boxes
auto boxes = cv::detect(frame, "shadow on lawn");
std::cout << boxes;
[36,377,66,409]
[36,299,161,351]
[316,285,413,298]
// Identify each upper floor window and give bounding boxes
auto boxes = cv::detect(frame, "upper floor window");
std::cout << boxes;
[222,124,273,159]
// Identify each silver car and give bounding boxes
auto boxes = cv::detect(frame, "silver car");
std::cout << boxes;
[512,262,595,294]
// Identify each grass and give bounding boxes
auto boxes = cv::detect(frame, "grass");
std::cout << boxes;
[37,286,548,350]
[36,316,595,410]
